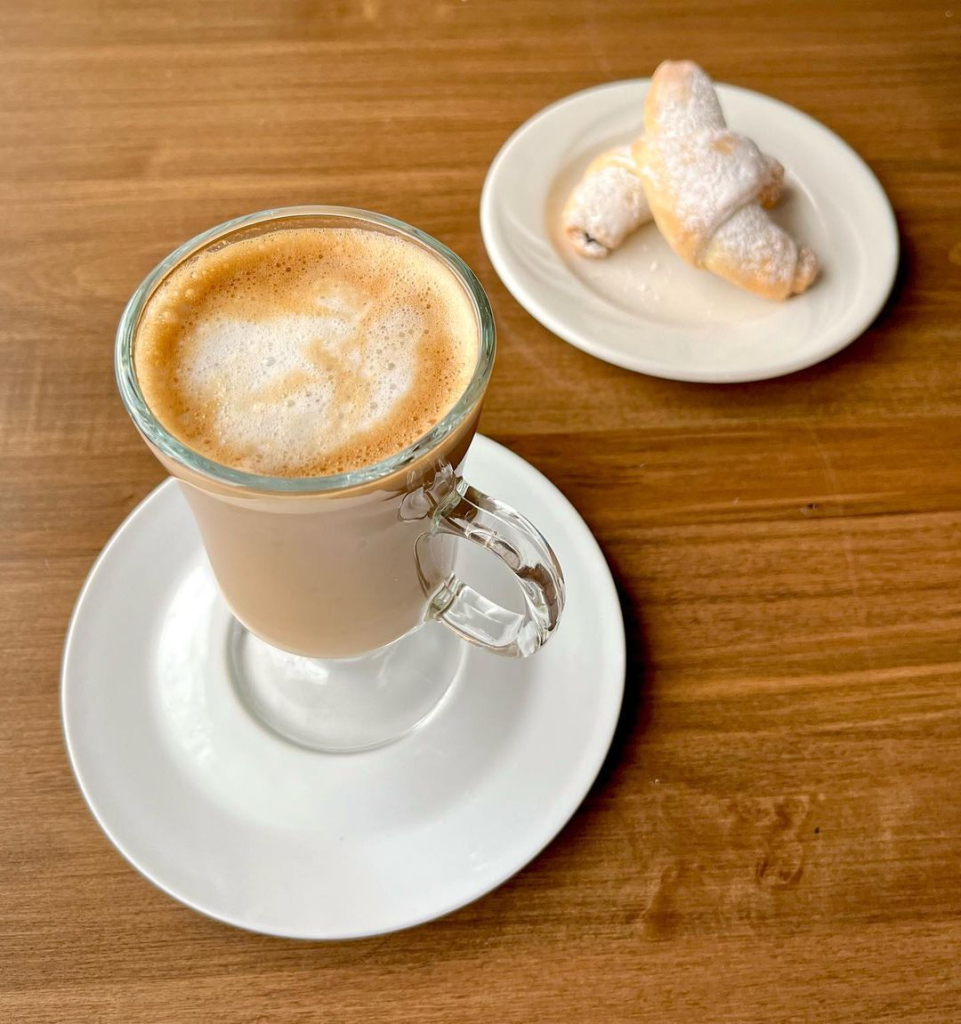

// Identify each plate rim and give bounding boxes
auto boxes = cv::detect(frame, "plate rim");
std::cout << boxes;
[61,435,627,939]
[480,77,900,383]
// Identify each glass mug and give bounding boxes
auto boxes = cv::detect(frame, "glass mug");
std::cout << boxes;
[116,207,564,753]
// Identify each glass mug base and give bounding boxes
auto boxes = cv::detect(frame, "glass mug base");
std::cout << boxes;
[228,619,466,753]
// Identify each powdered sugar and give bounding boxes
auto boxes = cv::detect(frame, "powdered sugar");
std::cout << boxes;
[647,60,725,136]
[639,60,818,299]
[644,130,771,256]
[563,145,652,257]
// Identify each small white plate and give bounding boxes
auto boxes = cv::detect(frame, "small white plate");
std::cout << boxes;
[480,79,898,383]
[61,436,625,939]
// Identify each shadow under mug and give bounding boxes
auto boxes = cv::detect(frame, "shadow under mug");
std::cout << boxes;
[116,206,565,753]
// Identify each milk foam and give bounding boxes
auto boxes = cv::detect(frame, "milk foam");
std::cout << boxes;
[134,226,478,477]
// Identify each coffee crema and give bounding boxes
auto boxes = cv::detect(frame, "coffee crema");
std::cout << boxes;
[134,226,479,477]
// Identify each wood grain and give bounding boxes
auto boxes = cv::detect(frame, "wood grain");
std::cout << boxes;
[2,1,961,1021]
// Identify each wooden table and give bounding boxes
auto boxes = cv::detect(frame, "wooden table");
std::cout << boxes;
[3,1,960,1020]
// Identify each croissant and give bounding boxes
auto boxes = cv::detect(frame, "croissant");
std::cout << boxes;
[562,145,652,258]
[634,60,817,300]
[564,137,785,261]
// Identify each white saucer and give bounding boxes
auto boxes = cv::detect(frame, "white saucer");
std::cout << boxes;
[480,79,898,383]
[61,436,625,939]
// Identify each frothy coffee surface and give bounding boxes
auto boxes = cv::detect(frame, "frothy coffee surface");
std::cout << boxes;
[134,226,479,477]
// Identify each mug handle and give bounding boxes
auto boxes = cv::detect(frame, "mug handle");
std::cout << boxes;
[424,480,565,657]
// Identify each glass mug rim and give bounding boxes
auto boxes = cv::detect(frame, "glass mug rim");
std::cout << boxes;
[115,205,496,495]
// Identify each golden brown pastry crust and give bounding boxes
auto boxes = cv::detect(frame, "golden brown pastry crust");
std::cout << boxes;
[635,60,817,301]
